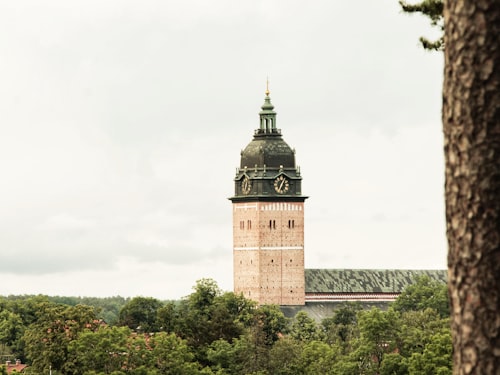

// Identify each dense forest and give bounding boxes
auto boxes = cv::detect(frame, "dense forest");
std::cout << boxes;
[0,276,450,375]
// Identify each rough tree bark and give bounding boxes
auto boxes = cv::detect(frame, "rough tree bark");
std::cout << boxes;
[443,1,500,374]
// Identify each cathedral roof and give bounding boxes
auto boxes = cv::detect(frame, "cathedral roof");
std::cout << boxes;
[305,269,447,294]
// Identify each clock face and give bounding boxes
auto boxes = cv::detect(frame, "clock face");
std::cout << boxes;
[274,175,289,194]
[241,176,252,195]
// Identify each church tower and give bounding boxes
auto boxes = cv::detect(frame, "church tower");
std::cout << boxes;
[230,88,307,305]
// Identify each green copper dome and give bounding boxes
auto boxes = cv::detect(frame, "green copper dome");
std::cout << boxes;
[230,92,306,202]
[240,137,295,170]
[240,93,295,170]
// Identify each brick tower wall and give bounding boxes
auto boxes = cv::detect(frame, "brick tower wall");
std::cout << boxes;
[233,201,305,305]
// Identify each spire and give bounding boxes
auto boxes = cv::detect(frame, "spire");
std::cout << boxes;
[258,80,278,134]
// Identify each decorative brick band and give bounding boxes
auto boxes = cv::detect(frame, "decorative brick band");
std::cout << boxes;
[305,293,400,302]
[234,246,304,251]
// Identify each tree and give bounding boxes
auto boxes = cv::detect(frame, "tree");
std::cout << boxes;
[175,279,256,365]
[399,0,444,50]
[298,340,339,375]
[398,308,450,358]
[23,303,99,374]
[407,329,452,375]
[442,1,500,373]
[175,279,223,351]
[290,311,324,342]
[379,352,408,375]
[206,338,241,374]
[267,337,303,375]
[352,308,401,374]
[322,302,361,346]
[392,275,449,318]
[150,332,202,375]
[156,302,179,333]
[0,310,24,356]
[118,297,163,333]
[68,326,132,375]
[250,305,289,347]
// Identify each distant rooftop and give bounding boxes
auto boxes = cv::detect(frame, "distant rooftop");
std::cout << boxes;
[305,269,447,294]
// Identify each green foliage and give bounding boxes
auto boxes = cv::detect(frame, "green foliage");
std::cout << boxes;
[176,280,255,364]
[156,302,178,333]
[0,310,24,355]
[150,332,202,374]
[1,278,453,374]
[206,335,267,375]
[251,305,289,346]
[23,304,99,374]
[118,297,163,332]
[189,279,222,310]
[290,311,324,342]
[399,0,444,50]
[206,338,240,373]
[267,337,302,375]
[68,326,133,375]
[407,329,452,375]
[322,302,362,346]
[1,295,129,326]
[398,308,450,357]
[379,353,408,375]
[353,308,401,373]
[299,340,339,375]
[392,275,449,317]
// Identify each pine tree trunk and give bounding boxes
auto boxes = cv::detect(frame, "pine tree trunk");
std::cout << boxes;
[443,1,500,373]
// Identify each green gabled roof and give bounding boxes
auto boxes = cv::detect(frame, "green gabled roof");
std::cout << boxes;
[305,269,447,294]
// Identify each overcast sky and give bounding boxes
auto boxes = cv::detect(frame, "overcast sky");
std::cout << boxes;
[0,0,445,300]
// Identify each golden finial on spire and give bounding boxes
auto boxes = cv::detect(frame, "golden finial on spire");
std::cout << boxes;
[265,77,270,96]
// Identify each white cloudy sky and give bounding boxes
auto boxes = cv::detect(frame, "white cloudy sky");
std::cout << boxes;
[0,0,446,300]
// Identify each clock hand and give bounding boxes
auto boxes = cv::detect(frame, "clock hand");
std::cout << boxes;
[279,178,285,191]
